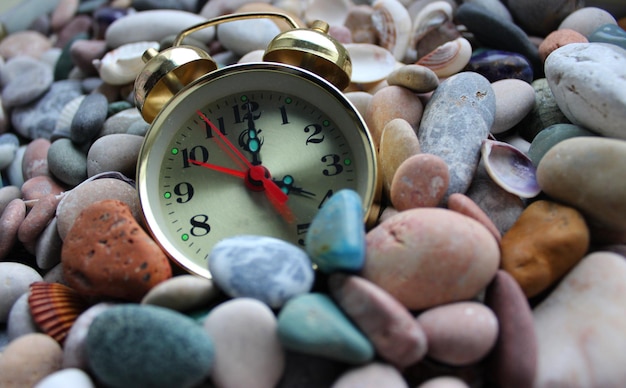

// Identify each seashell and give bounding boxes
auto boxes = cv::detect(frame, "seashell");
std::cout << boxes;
[416,37,472,78]
[54,95,85,134]
[372,0,412,61]
[406,1,454,62]
[481,139,541,198]
[345,43,398,84]
[304,0,352,26]
[28,281,90,344]
[93,41,159,85]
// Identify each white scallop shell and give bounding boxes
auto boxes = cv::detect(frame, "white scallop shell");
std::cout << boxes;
[305,0,352,26]
[93,41,159,85]
[405,1,454,62]
[345,43,398,84]
[481,139,541,198]
[372,0,412,61]
[416,37,472,78]
[55,95,86,133]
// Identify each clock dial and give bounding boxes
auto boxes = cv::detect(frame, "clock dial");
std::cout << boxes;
[137,63,378,278]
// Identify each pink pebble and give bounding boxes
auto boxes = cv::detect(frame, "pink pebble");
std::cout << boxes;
[18,194,60,244]
[21,176,66,201]
[22,138,51,180]
[0,199,26,260]
[390,153,449,210]
[447,193,501,242]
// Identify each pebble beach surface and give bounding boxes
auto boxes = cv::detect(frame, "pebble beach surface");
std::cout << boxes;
[0,0,625,387]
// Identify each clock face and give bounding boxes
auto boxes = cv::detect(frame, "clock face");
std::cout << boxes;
[137,63,378,278]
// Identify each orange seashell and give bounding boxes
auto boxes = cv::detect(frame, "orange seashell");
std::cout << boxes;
[28,282,90,345]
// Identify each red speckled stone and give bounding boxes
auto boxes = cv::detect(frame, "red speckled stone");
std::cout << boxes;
[61,199,172,301]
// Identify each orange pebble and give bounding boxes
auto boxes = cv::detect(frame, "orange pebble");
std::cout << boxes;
[539,28,588,62]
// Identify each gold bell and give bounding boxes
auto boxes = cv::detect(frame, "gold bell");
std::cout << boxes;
[134,45,217,124]
[263,20,352,91]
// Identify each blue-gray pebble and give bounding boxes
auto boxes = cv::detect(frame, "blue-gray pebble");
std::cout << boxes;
[0,56,53,108]
[527,124,597,166]
[209,235,314,308]
[86,304,214,388]
[0,133,20,170]
[70,93,108,144]
[418,71,495,201]
[277,292,374,364]
[589,24,626,50]
[11,80,83,140]
[305,189,365,273]
[47,138,87,186]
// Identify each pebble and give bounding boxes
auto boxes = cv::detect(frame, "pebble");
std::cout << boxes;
[305,189,365,273]
[537,137,626,242]
[389,153,449,210]
[55,176,140,240]
[35,217,63,270]
[105,10,215,48]
[47,138,88,186]
[508,0,583,37]
[209,235,315,308]
[0,198,27,260]
[545,42,626,139]
[332,362,409,388]
[0,333,63,387]
[539,29,589,62]
[465,49,534,83]
[22,138,51,180]
[51,0,80,31]
[70,93,108,144]
[365,85,424,148]
[86,133,144,178]
[386,64,439,93]
[447,193,501,242]
[559,6,618,36]
[33,368,95,388]
[417,301,499,366]
[218,18,281,56]
[378,118,420,197]
[141,274,219,312]
[99,107,144,136]
[278,292,374,364]
[203,298,284,388]
[417,71,495,202]
[0,0,60,35]
[491,78,538,134]
[1,56,54,108]
[527,123,596,166]
[0,132,19,170]
[63,303,114,370]
[61,199,172,301]
[514,78,570,142]
[0,186,21,213]
[86,304,214,388]
[588,23,626,49]
[21,175,65,201]
[11,79,83,140]
[0,30,52,59]
[7,293,39,341]
[69,39,108,76]
[484,270,538,388]
[417,376,470,388]
[17,193,59,244]
[500,200,590,298]
[533,252,626,387]
[362,208,500,310]
[328,273,428,368]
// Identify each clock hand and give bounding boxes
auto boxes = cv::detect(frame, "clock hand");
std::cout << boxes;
[188,159,246,179]
[273,175,316,197]
[243,104,262,165]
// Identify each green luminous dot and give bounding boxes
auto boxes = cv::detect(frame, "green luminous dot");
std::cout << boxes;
[285,97,292,104]
[323,120,330,127]
[249,139,260,152]
[171,148,179,155]
[181,234,189,241]
[241,95,248,102]
[344,159,352,166]
[164,192,172,199]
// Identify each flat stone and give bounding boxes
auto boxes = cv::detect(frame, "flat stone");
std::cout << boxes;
[328,274,428,368]
[491,78,536,134]
[378,118,420,197]
[86,304,214,388]
[389,153,449,210]
[277,292,374,364]
[0,30,52,59]
[21,176,65,201]
[1,56,53,108]
[545,42,626,139]
[87,133,143,179]
[305,189,365,273]
[141,275,219,312]
[70,93,108,144]
[209,235,314,308]
[417,71,495,202]
[386,64,439,93]
[47,138,87,187]
[0,333,62,387]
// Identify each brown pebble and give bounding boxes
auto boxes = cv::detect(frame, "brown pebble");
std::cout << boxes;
[18,194,60,244]
[390,153,449,210]
[51,0,80,31]
[386,64,439,93]
[378,118,420,197]
[55,14,92,49]
[69,39,107,76]
[538,29,588,62]
[0,199,26,260]
[0,333,63,387]
[500,200,590,298]
[22,138,51,180]
[62,199,172,301]
[21,175,66,201]
[448,193,501,242]
[0,31,52,59]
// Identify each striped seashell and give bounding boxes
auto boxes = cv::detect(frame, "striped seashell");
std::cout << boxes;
[345,43,398,84]
[93,41,159,85]
[372,0,412,61]
[416,37,472,78]
[406,1,454,62]
[54,95,85,134]
[28,282,90,344]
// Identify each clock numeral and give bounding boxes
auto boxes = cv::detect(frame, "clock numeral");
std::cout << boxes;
[189,214,211,237]
[304,124,324,145]
[321,154,343,176]
[296,223,309,246]
[174,182,194,203]
[205,117,227,138]
[279,105,289,125]
[181,145,209,168]
[233,101,261,124]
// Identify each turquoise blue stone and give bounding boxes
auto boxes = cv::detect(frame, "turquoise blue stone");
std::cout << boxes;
[86,304,214,388]
[277,293,374,364]
[465,49,534,83]
[305,189,365,273]
[589,24,626,51]
[528,124,597,167]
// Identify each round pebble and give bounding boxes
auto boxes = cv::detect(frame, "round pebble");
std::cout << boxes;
[218,18,281,56]
[333,362,409,388]
[0,262,44,322]
[378,118,420,197]
[17,193,59,244]
[389,153,449,210]
[70,93,108,144]
[558,6,618,36]
[141,274,219,312]
[491,78,536,134]
[21,175,66,201]
[1,56,54,108]
[0,333,63,387]
[386,64,439,93]
[47,138,88,186]
[539,29,588,62]
[0,30,52,59]
[0,198,27,260]
[63,303,115,370]
[7,293,39,341]
[33,368,95,388]
[86,133,144,178]
[22,138,51,180]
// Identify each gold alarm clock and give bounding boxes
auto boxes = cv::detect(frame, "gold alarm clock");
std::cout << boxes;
[134,12,380,278]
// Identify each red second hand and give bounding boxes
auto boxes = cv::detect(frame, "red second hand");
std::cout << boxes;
[188,159,246,179]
